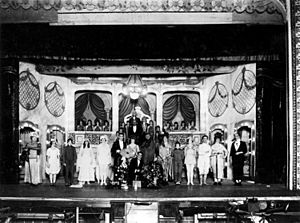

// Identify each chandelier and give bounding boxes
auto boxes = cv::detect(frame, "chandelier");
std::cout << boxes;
[123,75,147,100]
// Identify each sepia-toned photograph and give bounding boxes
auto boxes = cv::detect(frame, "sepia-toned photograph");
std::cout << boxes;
[0,0,299,222]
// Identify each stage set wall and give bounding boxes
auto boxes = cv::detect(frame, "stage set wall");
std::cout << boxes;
[19,61,255,181]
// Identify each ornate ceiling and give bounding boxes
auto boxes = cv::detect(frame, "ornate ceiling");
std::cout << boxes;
[0,0,285,13]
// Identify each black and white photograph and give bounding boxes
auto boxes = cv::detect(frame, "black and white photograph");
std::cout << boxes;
[0,0,300,222]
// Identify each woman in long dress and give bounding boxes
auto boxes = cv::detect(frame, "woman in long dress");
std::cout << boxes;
[197,135,211,185]
[96,135,111,185]
[184,137,196,185]
[211,136,228,185]
[24,133,41,185]
[159,135,173,182]
[78,139,95,185]
[46,141,61,186]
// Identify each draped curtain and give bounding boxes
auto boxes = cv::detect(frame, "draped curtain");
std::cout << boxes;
[75,94,89,123]
[89,93,106,121]
[163,96,178,122]
[119,95,151,122]
[163,95,195,123]
[75,93,106,124]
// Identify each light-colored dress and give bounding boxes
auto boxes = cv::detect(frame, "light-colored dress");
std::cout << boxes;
[78,146,95,182]
[159,144,173,178]
[197,143,211,175]
[24,144,41,185]
[96,143,111,178]
[46,147,61,174]
[211,143,228,179]
[184,145,196,165]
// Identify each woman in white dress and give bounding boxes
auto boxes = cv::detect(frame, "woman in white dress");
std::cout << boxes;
[197,135,211,185]
[46,141,61,186]
[184,137,196,185]
[159,135,173,182]
[78,139,94,185]
[211,136,228,185]
[96,135,111,185]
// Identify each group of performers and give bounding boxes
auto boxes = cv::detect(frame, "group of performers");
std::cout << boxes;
[22,119,247,187]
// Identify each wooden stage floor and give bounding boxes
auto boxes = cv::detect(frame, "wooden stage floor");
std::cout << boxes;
[1,180,300,207]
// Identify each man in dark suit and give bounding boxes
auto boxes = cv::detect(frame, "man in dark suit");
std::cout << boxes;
[128,151,144,185]
[111,132,127,168]
[128,111,142,145]
[63,138,77,186]
[230,132,247,186]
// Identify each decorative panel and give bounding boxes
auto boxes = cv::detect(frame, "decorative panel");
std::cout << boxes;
[291,0,300,190]
[44,81,65,117]
[19,69,40,110]
[208,81,228,117]
[232,67,256,114]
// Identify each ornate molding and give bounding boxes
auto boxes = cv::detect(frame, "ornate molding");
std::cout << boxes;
[0,0,285,15]
[291,0,300,190]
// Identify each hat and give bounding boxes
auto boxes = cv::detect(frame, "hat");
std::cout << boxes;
[100,135,108,142]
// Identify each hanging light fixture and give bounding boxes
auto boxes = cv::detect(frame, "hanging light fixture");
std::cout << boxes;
[123,75,147,100]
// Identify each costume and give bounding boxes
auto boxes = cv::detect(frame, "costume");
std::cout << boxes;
[77,145,95,182]
[94,125,103,131]
[24,142,41,185]
[46,147,61,174]
[128,157,144,185]
[111,139,126,167]
[173,148,184,183]
[96,137,111,184]
[197,143,211,175]
[159,143,173,180]
[140,138,156,165]
[211,143,228,179]
[230,140,247,182]
[63,144,77,185]
[184,144,196,184]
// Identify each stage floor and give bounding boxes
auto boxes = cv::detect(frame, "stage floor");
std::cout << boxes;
[1,180,300,205]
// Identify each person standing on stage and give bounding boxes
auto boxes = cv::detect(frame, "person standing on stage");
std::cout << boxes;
[159,135,173,182]
[96,135,111,186]
[24,132,41,185]
[140,132,156,165]
[230,132,247,186]
[63,138,77,186]
[77,139,95,185]
[211,136,228,185]
[173,141,184,185]
[111,132,127,181]
[128,151,144,185]
[184,137,196,185]
[197,135,211,185]
[46,141,61,186]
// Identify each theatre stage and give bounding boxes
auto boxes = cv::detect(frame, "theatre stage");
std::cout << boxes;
[1,181,300,209]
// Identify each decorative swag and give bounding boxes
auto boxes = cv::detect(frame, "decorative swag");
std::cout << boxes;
[163,95,195,123]
[75,93,106,123]
[119,95,150,122]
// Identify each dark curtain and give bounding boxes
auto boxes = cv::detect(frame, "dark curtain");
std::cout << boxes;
[119,96,134,123]
[179,96,195,123]
[137,97,151,116]
[163,95,195,123]
[75,94,89,123]
[0,61,19,184]
[163,96,178,122]
[256,65,286,184]
[89,93,107,121]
